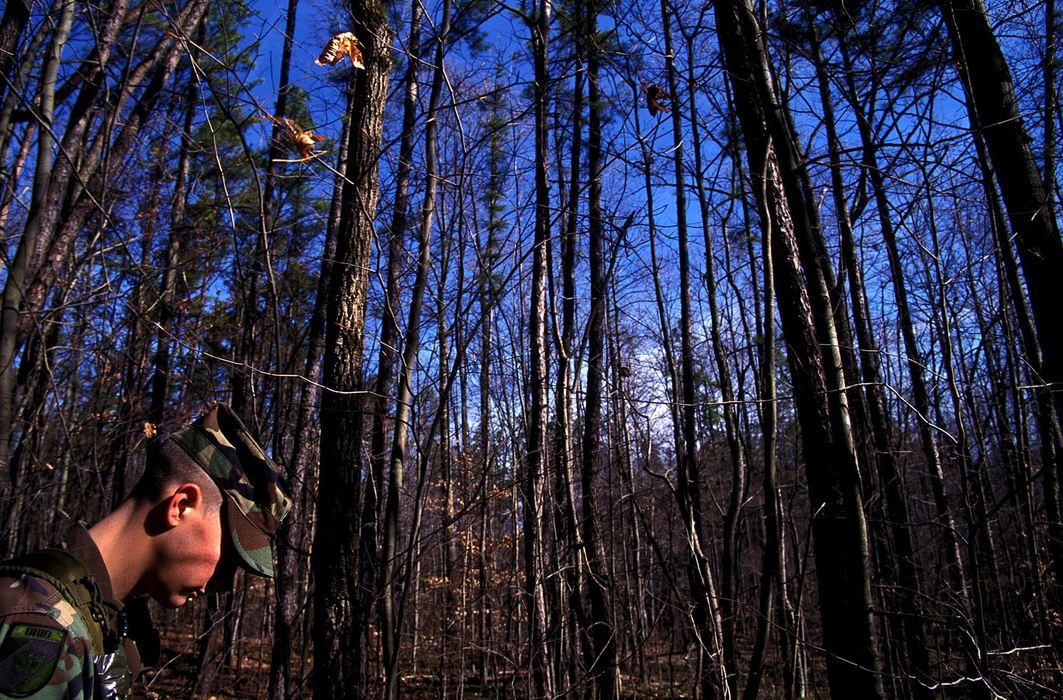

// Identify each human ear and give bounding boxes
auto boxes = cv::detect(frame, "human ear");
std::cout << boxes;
[165,483,204,526]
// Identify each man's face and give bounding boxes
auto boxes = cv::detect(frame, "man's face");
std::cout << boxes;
[147,501,234,608]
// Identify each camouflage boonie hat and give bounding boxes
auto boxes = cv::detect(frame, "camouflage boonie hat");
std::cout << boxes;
[168,404,292,577]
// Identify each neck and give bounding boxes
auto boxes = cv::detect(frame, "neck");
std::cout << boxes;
[87,500,153,601]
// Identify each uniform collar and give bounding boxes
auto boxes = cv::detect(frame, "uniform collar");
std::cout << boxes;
[64,522,122,611]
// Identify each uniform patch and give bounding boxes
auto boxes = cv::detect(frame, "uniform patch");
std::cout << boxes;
[0,623,67,697]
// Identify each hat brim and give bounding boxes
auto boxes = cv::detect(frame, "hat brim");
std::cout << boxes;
[224,497,275,577]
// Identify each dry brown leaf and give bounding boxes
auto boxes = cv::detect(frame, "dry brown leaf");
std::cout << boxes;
[315,31,364,69]
[273,116,327,160]
[645,84,671,117]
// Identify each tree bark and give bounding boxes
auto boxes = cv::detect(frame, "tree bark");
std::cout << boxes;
[660,4,726,696]
[313,0,392,695]
[524,0,554,694]
[941,0,1063,609]
[714,1,883,695]
[0,0,32,95]
[808,19,933,697]
[940,0,1063,423]
[380,2,449,694]
[580,7,618,694]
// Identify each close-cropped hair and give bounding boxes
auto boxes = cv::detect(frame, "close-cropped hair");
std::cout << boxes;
[129,438,223,510]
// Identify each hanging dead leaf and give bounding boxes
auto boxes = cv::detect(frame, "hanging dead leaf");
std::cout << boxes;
[315,31,364,69]
[143,422,157,438]
[273,116,326,160]
[645,84,671,117]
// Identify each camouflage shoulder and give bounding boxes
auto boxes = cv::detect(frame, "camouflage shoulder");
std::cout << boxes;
[0,575,94,699]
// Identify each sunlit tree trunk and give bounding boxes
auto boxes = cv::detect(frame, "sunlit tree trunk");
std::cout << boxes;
[685,28,748,698]
[475,78,507,687]
[660,4,727,696]
[269,35,353,700]
[941,0,1063,608]
[941,0,1063,424]
[0,0,89,480]
[551,29,585,693]
[580,7,618,694]
[379,1,448,694]
[314,0,392,695]
[741,130,779,700]
[714,1,883,695]
[524,0,554,694]
[807,18,932,697]
[0,0,32,96]
[362,8,424,663]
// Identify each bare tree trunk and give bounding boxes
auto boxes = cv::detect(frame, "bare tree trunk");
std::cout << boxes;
[437,225,457,697]
[659,4,726,696]
[475,79,507,688]
[0,0,77,480]
[580,9,618,694]
[524,0,554,694]
[607,278,647,682]
[838,44,985,689]
[941,0,1063,608]
[0,6,52,216]
[1047,0,1057,225]
[550,30,585,695]
[0,0,32,94]
[741,121,780,697]
[149,55,199,427]
[268,37,353,700]
[380,3,449,694]
[314,0,392,695]
[714,1,883,695]
[807,19,932,697]
[685,27,749,698]
[0,0,208,479]
[362,9,424,666]
[940,0,1063,425]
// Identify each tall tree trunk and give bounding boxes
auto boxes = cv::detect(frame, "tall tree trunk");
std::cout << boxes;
[807,18,933,697]
[0,0,32,96]
[714,1,883,695]
[0,0,208,478]
[268,37,353,700]
[550,29,585,694]
[476,79,507,687]
[941,0,1063,608]
[940,0,1063,424]
[363,7,424,660]
[0,0,76,481]
[238,0,302,424]
[839,41,985,687]
[524,0,554,694]
[660,4,726,696]
[313,0,392,695]
[437,224,457,697]
[380,3,449,695]
[686,27,748,699]
[149,54,200,427]
[580,7,618,695]
[1047,0,1057,225]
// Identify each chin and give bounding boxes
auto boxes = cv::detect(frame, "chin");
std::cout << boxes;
[151,592,189,609]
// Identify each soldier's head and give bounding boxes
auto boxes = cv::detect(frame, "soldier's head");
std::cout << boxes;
[129,404,292,608]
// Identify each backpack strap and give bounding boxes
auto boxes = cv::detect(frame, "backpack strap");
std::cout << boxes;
[0,548,118,655]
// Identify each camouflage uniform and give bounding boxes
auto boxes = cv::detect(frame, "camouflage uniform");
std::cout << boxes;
[0,403,290,699]
[0,526,139,699]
